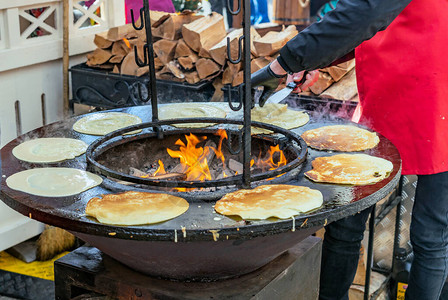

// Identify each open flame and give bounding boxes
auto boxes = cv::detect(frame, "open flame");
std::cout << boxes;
[138,131,287,187]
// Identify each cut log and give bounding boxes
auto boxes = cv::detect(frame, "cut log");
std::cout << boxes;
[178,56,195,70]
[321,69,357,100]
[196,58,220,79]
[154,57,164,70]
[136,66,149,77]
[251,57,270,72]
[229,159,243,174]
[153,39,178,64]
[107,23,138,41]
[112,65,120,74]
[112,39,132,57]
[309,72,334,94]
[210,29,243,66]
[120,52,139,76]
[109,55,124,64]
[232,71,244,87]
[94,32,112,49]
[175,39,196,58]
[166,61,185,79]
[253,25,298,56]
[185,71,200,84]
[209,27,260,65]
[222,61,242,84]
[153,12,203,40]
[182,12,226,53]
[86,48,112,66]
[211,77,224,101]
[321,59,356,82]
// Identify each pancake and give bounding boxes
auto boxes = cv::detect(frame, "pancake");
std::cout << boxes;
[251,103,309,134]
[159,103,226,128]
[73,112,142,135]
[12,138,88,163]
[215,184,323,220]
[305,154,393,185]
[301,125,379,151]
[6,168,102,197]
[85,191,189,225]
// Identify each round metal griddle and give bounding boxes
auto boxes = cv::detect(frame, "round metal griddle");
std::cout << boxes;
[0,100,401,280]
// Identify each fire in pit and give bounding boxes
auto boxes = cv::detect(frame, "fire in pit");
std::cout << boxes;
[91,121,305,199]
[130,129,287,182]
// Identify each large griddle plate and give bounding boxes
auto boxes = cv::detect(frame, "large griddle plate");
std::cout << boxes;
[0,104,401,242]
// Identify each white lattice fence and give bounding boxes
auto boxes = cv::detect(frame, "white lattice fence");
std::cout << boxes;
[0,0,125,252]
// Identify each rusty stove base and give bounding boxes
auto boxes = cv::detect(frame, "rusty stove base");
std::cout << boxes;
[54,236,322,300]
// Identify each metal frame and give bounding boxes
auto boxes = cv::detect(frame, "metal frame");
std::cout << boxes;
[86,118,307,189]
[85,0,303,190]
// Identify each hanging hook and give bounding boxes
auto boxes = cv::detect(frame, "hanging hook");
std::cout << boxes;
[134,44,148,67]
[227,0,241,15]
[227,36,244,64]
[130,8,144,30]
[224,85,243,111]
[226,130,243,155]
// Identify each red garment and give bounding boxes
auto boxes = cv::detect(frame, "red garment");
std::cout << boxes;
[124,0,175,23]
[354,0,448,175]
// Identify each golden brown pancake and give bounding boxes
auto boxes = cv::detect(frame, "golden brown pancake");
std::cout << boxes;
[12,138,88,163]
[6,168,102,197]
[85,191,189,225]
[73,112,142,136]
[251,103,309,134]
[301,125,379,151]
[215,184,323,219]
[305,154,393,185]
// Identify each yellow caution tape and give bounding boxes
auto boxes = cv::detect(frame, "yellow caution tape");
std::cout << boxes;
[0,251,69,281]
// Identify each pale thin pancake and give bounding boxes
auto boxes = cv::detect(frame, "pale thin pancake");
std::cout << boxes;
[159,103,227,128]
[305,154,393,185]
[73,112,142,135]
[301,125,379,151]
[6,168,102,197]
[12,138,88,163]
[85,191,189,225]
[215,184,323,220]
[251,103,309,134]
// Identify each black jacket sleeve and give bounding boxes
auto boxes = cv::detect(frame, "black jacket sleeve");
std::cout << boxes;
[277,0,412,73]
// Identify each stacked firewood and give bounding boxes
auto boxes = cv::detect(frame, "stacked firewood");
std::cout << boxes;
[86,12,298,93]
[299,59,358,101]
[86,11,357,101]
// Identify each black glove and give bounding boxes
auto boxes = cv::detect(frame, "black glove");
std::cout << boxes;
[251,64,286,107]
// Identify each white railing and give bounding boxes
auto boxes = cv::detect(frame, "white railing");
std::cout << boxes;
[0,0,125,72]
[0,0,125,252]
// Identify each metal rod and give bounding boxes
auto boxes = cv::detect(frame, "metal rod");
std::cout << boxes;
[242,0,252,188]
[392,176,405,274]
[364,204,376,300]
[14,100,22,136]
[62,0,70,117]
[141,3,161,138]
[41,93,47,126]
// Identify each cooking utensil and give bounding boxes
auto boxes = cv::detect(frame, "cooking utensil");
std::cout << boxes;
[265,71,309,104]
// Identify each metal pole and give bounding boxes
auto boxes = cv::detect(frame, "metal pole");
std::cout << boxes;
[241,0,252,188]
[364,204,376,300]
[63,0,70,116]
[141,0,161,138]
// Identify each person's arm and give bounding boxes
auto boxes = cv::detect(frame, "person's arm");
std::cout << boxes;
[277,0,412,73]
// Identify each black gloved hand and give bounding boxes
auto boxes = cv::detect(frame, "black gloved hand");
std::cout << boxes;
[251,64,286,107]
